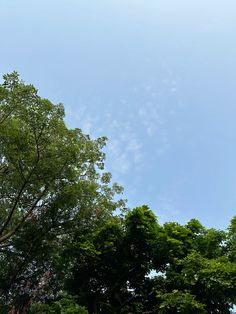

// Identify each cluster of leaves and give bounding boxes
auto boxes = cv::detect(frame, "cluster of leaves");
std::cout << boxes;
[0,73,235,313]
[60,207,236,313]
[29,293,88,314]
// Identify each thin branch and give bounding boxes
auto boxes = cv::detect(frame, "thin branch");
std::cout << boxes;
[0,154,41,236]
[0,188,47,244]
[0,160,68,244]
[0,107,16,125]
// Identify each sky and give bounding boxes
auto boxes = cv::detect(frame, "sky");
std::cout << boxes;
[1,0,236,229]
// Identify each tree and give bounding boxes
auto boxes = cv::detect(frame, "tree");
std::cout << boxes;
[64,206,160,313]
[64,208,236,313]
[0,72,123,311]
[153,221,236,313]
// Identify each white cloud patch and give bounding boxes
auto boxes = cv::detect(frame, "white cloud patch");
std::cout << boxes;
[154,194,180,223]
[66,69,182,181]
[106,129,143,177]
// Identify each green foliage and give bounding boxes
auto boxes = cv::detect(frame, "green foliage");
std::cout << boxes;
[227,216,236,262]
[63,205,236,313]
[30,294,88,314]
[0,72,124,311]
[158,290,206,314]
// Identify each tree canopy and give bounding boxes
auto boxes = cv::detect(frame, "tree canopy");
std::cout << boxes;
[0,73,235,313]
[0,72,123,311]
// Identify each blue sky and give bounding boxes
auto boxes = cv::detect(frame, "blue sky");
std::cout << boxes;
[1,0,236,229]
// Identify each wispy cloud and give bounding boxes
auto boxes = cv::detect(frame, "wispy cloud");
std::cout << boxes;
[66,69,182,182]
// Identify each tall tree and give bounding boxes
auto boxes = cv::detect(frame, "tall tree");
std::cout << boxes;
[0,72,123,311]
